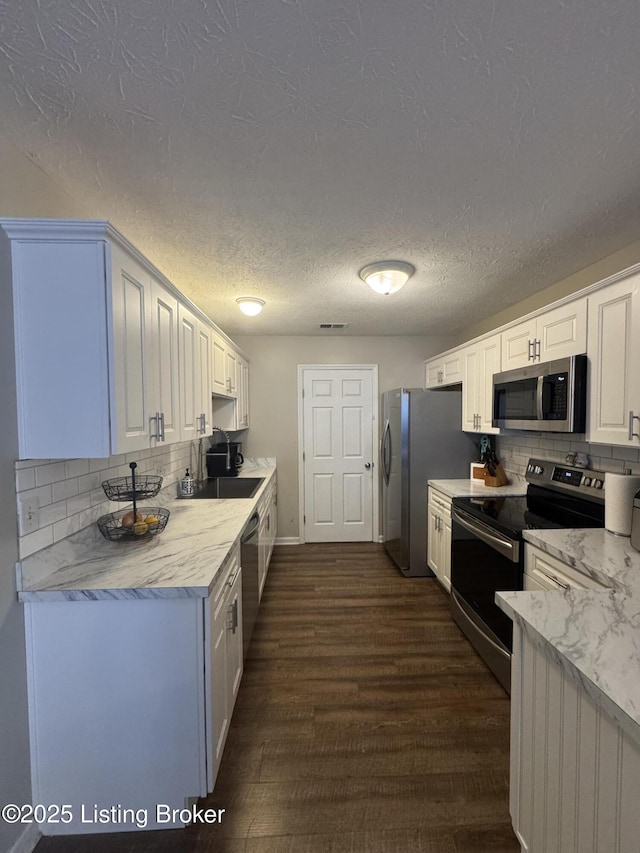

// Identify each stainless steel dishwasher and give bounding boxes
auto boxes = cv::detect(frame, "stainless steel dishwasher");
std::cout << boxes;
[240,512,260,660]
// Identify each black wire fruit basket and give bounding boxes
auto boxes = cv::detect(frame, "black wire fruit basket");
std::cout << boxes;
[101,472,163,501]
[97,506,170,542]
[97,462,170,542]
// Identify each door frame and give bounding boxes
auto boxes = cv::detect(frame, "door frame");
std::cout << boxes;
[297,364,379,545]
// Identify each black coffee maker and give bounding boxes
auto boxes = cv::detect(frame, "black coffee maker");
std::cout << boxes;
[206,442,244,477]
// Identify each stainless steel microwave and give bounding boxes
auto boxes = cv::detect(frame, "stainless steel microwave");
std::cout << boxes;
[492,354,587,432]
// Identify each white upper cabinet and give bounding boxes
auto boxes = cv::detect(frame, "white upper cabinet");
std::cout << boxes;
[425,351,464,388]
[149,278,180,447]
[178,303,200,443]
[236,354,250,429]
[0,218,246,459]
[109,243,155,454]
[225,348,238,397]
[197,320,213,436]
[587,271,640,446]
[461,334,501,433]
[211,331,228,396]
[212,329,241,399]
[501,298,587,370]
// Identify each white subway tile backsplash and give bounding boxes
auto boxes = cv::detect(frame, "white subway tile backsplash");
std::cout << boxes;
[65,459,90,478]
[35,461,67,487]
[66,493,92,516]
[15,438,206,559]
[496,433,640,479]
[39,501,69,528]
[20,485,53,507]
[77,471,103,494]
[15,467,36,491]
[52,478,79,503]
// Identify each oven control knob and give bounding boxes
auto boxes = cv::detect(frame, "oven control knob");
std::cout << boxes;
[534,465,543,474]
[583,477,592,486]
[593,479,603,489]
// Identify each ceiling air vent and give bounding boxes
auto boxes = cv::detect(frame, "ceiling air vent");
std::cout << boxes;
[319,323,349,329]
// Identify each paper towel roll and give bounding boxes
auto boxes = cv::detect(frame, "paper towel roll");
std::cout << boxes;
[604,473,640,536]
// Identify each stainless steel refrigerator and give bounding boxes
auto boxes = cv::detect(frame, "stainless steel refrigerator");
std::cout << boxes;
[380,387,476,577]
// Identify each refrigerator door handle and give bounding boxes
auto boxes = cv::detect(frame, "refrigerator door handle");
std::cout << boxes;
[381,419,391,485]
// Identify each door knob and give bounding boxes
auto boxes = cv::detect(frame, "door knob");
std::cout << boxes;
[365,462,371,469]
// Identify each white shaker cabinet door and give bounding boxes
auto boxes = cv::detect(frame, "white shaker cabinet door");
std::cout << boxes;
[587,272,640,446]
[478,334,501,434]
[149,279,180,446]
[198,320,213,435]
[178,302,200,442]
[110,242,155,454]
[501,318,538,371]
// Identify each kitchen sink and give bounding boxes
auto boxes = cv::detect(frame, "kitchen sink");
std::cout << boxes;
[191,477,264,499]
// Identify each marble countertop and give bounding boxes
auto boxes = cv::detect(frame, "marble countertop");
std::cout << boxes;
[498,587,640,742]
[428,476,526,499]
[498,527,640,742]
[18,463,276,602]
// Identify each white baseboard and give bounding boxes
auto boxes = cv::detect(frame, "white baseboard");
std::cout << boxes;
[274,536,300,546]
[8,823,41,853]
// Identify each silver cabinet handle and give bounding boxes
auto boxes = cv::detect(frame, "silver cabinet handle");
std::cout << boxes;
[535,339,541,361]
[528,340,534,361]
[151,411,161,441]
[629,411,640,441]
[159,411,166,441]
[438,370,443,384]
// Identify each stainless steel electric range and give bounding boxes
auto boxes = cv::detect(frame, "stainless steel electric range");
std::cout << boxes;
[450,457,606,694]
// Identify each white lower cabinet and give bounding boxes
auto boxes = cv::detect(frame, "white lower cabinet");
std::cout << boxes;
[512,546,637,852]
[258,478,277,600]
[524,545,607,591]
[510,626,640,853]
[427,487,452,591]
[205,544,243,790]
[23,544,246,835]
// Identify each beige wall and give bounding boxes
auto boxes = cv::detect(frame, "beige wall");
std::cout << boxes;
[458,238,640,343]
[233,334,454,540]
[0,136,91,852]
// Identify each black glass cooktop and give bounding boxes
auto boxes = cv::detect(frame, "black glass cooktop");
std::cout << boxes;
[452,486,605,540]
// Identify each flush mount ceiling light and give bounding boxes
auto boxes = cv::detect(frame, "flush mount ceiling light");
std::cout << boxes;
[236,297,265,316]
[359,261,415,295]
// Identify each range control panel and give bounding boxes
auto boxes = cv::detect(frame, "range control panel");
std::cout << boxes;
[525,458,606,499]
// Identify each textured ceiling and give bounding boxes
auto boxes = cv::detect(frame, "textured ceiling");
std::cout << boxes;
[2,1,640,336]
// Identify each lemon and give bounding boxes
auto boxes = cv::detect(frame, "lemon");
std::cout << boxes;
[132,521,149,536]
[144,515,159,528]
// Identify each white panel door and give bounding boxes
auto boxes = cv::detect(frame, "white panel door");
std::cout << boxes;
[302,367,375,542]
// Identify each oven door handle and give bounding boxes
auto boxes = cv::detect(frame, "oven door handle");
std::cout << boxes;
[452,508,519,563]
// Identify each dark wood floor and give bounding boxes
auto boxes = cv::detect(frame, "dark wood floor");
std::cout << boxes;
[36,544,518,853]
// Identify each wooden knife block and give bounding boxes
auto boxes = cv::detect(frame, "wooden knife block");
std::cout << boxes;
[484,463,509,487]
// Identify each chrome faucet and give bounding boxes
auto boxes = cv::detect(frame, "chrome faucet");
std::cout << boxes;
[211,425,231,472]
